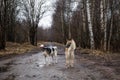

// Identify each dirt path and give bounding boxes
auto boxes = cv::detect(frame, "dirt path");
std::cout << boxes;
[0,43,119,80]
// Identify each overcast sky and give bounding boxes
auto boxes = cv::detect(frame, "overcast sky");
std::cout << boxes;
[17,0,57,29]
[38,0,78,29]
[38,10,54,29]
[18,0,78,29]
[38,0,57,29]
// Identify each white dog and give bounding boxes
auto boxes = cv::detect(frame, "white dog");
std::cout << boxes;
[65,39,76,68]
[40,44,58,65]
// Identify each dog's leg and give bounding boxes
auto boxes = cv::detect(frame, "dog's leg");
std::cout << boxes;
[70,51,75,68]
[70,59,74,68]
[51,55,54,64]
[43,51,47,65]
[55,56,57,64]
[51,56,57,64]
[66,59,71,68]
[44,56,47,65]
[48,56,51,65]
[54,51,57,64]
[65,50,70,68]
[65,55,70,68]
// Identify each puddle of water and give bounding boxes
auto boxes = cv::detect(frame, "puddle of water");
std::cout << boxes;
[0,60,14,73]
[36,63,44,68]
[3,74,16,80]
[0,66,9,73]
[39,64,44,68]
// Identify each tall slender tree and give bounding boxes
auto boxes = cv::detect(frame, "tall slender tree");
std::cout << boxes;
[0,0,8,49]
[86,0,95,49]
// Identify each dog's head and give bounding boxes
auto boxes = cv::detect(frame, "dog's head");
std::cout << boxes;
[40,44,45,51]
[66,39,72,48]
[40,44,44,47]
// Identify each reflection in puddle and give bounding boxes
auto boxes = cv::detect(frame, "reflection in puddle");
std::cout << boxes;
[37,64,44,68]
[36,63,44,68]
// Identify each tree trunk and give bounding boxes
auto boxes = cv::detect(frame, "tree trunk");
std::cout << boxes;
[104,20,107,51]
[0,0,7,50]
[29,27,35,45]
[61,10,65,44]
[29,26,38,46]
[82,0,86,33]
[34,25,37,46]
[103,0,108,51]
[68,20,71,39]
[100,0,104,50]
[0,26,6,50]
[108,15,113,51]
[100,0,104,30]
[108,1,113,51]
[86,0,95,49]
[100,0,107,51]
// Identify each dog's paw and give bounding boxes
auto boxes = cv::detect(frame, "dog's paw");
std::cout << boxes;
[66,66,70,69]
[65,64,70,69]
[69,64,74,69]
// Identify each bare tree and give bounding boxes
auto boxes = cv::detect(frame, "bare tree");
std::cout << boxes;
[21,0,48,45]
[64,0,75,39]
[0,0,10,49]
[103,0,108,51]
[86,0,95,49]
[108,0,114,51]
[81,0,86,33]
[0,0,20,50]
[60,0,66,44]
[51,0,120,52]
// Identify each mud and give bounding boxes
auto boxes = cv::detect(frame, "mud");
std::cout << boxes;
[0,43,120,80]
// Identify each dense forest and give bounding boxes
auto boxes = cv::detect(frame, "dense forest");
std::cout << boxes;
[0,0,120,52]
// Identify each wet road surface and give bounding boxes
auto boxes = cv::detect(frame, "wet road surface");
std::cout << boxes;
[0,45,119,80]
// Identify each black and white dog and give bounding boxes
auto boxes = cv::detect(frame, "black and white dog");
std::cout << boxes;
[40,44,57,65]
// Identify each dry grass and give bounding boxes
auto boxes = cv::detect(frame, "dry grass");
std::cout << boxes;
[0,41,58,56]
[77,48,113,62]
[78,48,105,56]
[0,42,37,56]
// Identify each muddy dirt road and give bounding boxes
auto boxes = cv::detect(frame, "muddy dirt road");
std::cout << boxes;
[0,43,120,80]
